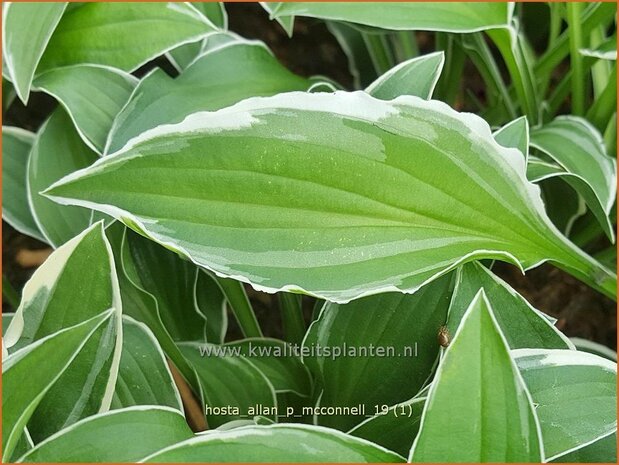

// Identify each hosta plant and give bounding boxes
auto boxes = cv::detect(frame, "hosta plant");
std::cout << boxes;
[2,1,617,463]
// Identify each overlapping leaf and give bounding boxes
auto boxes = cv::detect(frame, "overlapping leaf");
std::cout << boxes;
[3,223,122,442]
[304,274,452,431]
[32,65,137,153]
[105,41,312,153]
[410,291,543,462]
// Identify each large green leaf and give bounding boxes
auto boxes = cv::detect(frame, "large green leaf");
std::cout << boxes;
[142,424,405,462]
[2,311,113,461]
[304,274,453,431]
[270,2,512,33]
[28,108,99,247]
[409,290,543,462]
[32,65,137,153]
[111,316,183,411]
[195,269,227,344]
[36,2,216,75]
[105,41,312,153]
[17,406,193,463]
[447,262,572,349]
[46,91,617,301]
[1,2,67,103]
[530,116,617,241]
[178,342,277,428]
[1,126,45,242]
[514,348,617,461]
[366,52,444,100]
[3,223,123,441]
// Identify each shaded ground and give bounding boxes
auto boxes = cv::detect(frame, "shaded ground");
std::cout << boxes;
[2,3,616,350]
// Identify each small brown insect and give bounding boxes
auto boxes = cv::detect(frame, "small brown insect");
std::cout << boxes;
[437,325,450,348]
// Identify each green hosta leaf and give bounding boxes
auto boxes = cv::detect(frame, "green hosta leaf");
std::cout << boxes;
[122,229,207,342]
[326,21,376,89]
[36,2,216,75]
[32,65,137,153]
[2,310,113,461]
[47,91,617,301]
[18,406,193,463]
[1,126,45,242]
[270,2,512,32]
[111,316,183,411]
[349,396,426,457]
[447,262,572,349]
[513,348,617,461]
[304,274,453,431]
[195,270,227,344]
[550,432,616,463]
[28,108,99,247]
[541,177,587,237]
[493,115,529,161]
[105,223,200,393]
[142,424,405,462]
[105,41,311,154]
[366,51,444,100]
[2,2,67,103]
[410,290,543,462]
[3,223,122,441]
[224,338,312,397]
[531,116,617,241]
[178,342,277,428]
[526,156,565,182]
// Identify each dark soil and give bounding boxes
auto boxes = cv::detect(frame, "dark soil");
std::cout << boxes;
[2,3,616,351]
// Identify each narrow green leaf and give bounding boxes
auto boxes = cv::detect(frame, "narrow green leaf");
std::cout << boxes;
[17,407,193,463]
[111,316,183,411]
[366,51,444,100]
[305,275,452,431]
[36,2,216,75]
[32,65,137,153]
[271,2,512,33]
[2,310,113,461]
[514,348,617,461]
[2,2,67,103]
[410,290,543,462]
[142,424,405,462]
[447,262,572,349]
[531,116,617,242]
[213,276,262,339]
[224,338,312,397]
[105,41,311,154]
[195,270,227,344]
[178,342,277,428]
[1,126,46,242]
[46,91,617,301]
[28,108,99,247]
[326,21,376,89]
[349,397,425,457]
[3,223,123,441]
